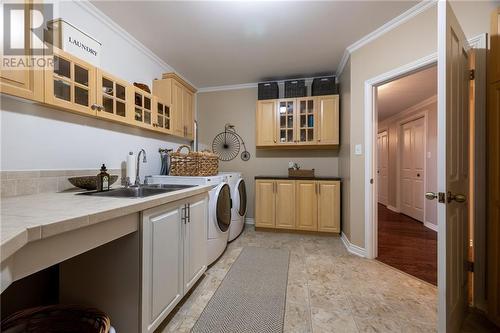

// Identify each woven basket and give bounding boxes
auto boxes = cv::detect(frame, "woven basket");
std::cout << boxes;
[197,150,219,176]
[169,145,219,176]
[1,304,111,333]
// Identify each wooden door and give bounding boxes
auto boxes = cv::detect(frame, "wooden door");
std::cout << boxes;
[183,89,194,139]
[490,8,500,83]
[296,181,318,231]
[400,117,425,221]
[183,197,207,293]
[277,98,297,145]
[44,48,96,116]
[154,97,172,134]
[172,81,184,137]
[317,95,339,145]
[256,100,277,146]
[436,2,470,331]
[141,203,183,333]
[0,0,43,102]
[377,131,389,206]
[296,98,316,145]
[317,181,340,233]
[275,180,296,229]
[96,70,131,125]
[255,180,275,228]
[132,88,154,129]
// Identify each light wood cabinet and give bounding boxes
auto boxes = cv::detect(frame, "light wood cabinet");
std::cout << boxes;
[44,48,96,116]
[275,180,296,229]
[256,100,277,146]
[0,0,43,102]
[152,73,196,140]
[153,97,172,134]
[96,69,132,125]
[255,179,340,234]
[255,180,275,228]
[256,95,339,149]
[132,87,154,129]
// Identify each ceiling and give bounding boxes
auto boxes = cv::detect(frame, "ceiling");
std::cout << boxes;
[91,1,418,88]
[377,65,437,121]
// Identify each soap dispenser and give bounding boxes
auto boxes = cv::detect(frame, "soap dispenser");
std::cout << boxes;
[97,164,110,192]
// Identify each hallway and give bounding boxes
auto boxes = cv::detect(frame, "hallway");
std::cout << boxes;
[377,204,437,285]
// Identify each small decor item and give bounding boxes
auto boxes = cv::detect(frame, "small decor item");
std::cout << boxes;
[133,82,151,93]
[68,175,119,190]
[96,164,110,191]
[212,124,250,161]
[288,168,315,178]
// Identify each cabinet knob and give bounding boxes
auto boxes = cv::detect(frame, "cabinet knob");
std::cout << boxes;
[91,104,99,111]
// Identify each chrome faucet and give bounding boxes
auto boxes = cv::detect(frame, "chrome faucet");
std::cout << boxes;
[135,149,147,186]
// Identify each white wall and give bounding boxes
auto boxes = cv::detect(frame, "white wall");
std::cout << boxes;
[1,1,189,179]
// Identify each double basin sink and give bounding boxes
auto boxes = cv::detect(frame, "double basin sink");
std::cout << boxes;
[80,184,197,198]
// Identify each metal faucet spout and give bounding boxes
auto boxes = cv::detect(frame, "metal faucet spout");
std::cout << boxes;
[135,149,147,186]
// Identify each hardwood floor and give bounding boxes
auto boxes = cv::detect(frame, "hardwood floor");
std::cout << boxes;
[377,203,437,285]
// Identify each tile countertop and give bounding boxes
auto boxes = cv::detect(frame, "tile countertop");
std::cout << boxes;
[254,176,342,181]
[0,185,213,263]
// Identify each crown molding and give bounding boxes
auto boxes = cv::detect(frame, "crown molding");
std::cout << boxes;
[379,94,437,124]
[198,82,258,93]
[72,0,198,90]
[336,0,438,77]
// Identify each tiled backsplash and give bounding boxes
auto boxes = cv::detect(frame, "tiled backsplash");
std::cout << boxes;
[0,169,123,197]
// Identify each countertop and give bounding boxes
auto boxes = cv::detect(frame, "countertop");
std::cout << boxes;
[1,185,212,263]
[255,176,342,181]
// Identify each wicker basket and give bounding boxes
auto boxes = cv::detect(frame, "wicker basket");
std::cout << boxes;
[170,145,219,176]
[1,304,111,333]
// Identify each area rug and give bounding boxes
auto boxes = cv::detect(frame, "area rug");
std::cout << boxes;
[191,247,290,333]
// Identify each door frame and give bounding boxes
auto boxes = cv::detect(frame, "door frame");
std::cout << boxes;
[364,52,437,260]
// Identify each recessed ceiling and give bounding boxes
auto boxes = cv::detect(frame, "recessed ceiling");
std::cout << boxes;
[377,65,437,121]
[90,1,418,88]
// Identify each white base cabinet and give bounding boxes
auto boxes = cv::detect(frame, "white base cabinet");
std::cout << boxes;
[141,193,208,333]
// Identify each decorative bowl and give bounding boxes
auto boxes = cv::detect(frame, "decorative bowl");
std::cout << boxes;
[68,175,119,190]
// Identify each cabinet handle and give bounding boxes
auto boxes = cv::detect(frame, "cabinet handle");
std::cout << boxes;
[181,205,186,224]
[318,183,321,195]
[91,104,99,111]
[187,203,191,223]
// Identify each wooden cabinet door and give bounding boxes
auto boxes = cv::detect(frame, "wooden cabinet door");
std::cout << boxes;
[317,95,339,145]
[0,0,43,102]
[255,180,275,228]
[132,87,154,129]
[172,81,184,137]
[183,196,208,293]
[296,181,318,231]
[44,48,96,116]
[490,8,500,83]
[275,180,296,229]
[317,181,341,233]
[277,98,297,145]
[183,89,194,139]
[296,98,317,145]
[96,69,131,125]
[256,100,277,146]
[154,97,172,134]
[141,203,183,333]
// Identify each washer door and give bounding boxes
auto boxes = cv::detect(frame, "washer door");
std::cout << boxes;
[215,183,231,232]
[236,178,247,216]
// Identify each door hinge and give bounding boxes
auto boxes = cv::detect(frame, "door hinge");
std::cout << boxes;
[465,260,474,272]
[469,69,475,80]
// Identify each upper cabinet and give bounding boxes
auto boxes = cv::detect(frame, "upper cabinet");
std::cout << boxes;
[153,97,172,134]
[0,0,43,102]
[153,73,197,140]
[256,94,339,149]
[96,70,133,125]
[133,87,154,129]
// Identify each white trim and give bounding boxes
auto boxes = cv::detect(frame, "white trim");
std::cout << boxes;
[72,0,198,90]
[341,233,367,258]
[198,82,258,93]
[424,221,438,232]
[386,205,400,213]
[244,218,255,225]
[468,33,488,49]
[336,0,438,76]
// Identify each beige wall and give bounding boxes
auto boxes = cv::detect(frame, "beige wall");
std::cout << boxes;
[378,98,438,226]
[339,58,351,239]
[343,1,494,248]
[197,88,340,219]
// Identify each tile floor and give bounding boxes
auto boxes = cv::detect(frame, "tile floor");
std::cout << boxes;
[156,227,438,333]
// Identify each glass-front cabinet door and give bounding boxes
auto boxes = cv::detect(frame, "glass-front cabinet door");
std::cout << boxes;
[297,98,316,144]
[153,97,172,134]
[277,99,296,144]
[133,88,153,129]
[96,70,131,124]
[44,48,96,115]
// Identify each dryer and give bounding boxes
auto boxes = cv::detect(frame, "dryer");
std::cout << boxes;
[219,172,247,241]
[146,175,232,265]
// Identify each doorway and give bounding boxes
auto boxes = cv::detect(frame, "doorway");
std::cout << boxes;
[375,65,438,285]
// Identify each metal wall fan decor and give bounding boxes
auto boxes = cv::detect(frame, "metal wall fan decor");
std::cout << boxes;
[212,124,250,161]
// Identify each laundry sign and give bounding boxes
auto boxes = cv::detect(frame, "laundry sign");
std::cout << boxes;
[46,19,101,67]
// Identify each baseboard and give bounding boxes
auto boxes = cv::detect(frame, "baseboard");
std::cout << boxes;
[244,218,255,225]
[341,232,366,257]
[424,221,438,232]
[386,205,400,213]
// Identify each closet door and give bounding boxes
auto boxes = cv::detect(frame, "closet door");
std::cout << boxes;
[377,131,389,206]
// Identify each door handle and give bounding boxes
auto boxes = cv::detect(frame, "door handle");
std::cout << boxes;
[447,191,467,203]
[417,173,420,177]
[425,192,438,200]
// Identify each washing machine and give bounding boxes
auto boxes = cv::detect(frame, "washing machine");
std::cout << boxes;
[146,175,232,265]
[219,172,247,241]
